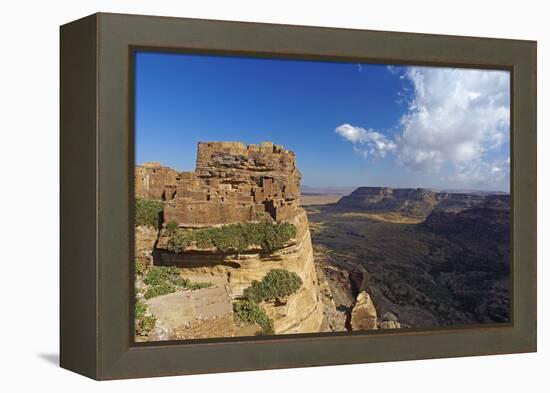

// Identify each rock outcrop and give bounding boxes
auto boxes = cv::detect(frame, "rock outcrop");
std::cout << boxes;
[379,312,402,329]
[336,186,488,218]
[350,291,378,330]
[136,141,328,339]
[337,187,440,218]
[153,208,325,335]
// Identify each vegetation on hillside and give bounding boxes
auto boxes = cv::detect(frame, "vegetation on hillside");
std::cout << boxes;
[165,220,179,235]
[135,198,163,229]
[141,266,211,299]
[135,259,147,276]
[243,269,303,303]
[233,299,274,334]
[135,298,156,336]
[233,269,302,335]
[167,222,297,254]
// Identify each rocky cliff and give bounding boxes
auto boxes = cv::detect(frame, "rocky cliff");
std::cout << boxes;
[336,186,487,218]
[135,142,328,340]
[307,188,510,328]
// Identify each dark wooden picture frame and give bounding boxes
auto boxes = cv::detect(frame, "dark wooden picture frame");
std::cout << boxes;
[60,12,537,380]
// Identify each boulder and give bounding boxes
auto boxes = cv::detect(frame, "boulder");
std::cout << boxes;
[349,265,369,293]
[380,320,401,329]
[350,291,378,330]
[381,311,398,322]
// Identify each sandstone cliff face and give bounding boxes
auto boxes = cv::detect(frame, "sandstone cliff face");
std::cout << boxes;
[136,141,328,339]
[350,291,378,330]
[153,208,325,335]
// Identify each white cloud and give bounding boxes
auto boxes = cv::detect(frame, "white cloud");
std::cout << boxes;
[335,123,396,158]
[336,66,510,190]
[447,156,510,189]
[396,67,510,172]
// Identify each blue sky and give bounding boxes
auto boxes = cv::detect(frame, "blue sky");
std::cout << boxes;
[135,52,510,191]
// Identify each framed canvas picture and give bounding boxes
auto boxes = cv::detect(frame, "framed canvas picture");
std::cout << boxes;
[60,12,536,380]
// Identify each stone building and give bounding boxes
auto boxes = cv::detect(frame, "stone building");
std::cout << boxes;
[135,162,179,200]
[136,141,303,228]
[135,141,328,338]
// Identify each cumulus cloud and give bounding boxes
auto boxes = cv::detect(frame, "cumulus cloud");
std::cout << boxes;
[336,66,510,189]
[447,156,510,189]
[335,123,396,158]
[396,67,510,172]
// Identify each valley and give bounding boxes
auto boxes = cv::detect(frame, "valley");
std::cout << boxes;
[305,189,511,328]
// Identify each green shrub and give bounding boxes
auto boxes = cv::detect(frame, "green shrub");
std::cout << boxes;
[135,199,163,229]
[206,224,251,253]
[144,282,176,299]
[233,299,274,332]
[167,222,297,254]
[135,299,147,319]
[255,325,275,336]
[166,230,193,253]
[231,269,300,335]
[140,315,157,334]
[243,269,302,302]
[142,266,212,299]
[136,315,156,336]
[135,299,156,336]
[143,266,181,286]
[165,220,179,235]
[260,222,296,252]
[135,260,147,276]
[194,230,215,249]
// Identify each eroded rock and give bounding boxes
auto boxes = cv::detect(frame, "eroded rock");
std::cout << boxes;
[350,291,378,330]
[138,142,326,339]
[380,320,401,329]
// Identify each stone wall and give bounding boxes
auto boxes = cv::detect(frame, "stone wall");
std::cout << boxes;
[163,141,302,227]
[135,162,179,200]
[135,225,158,265]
